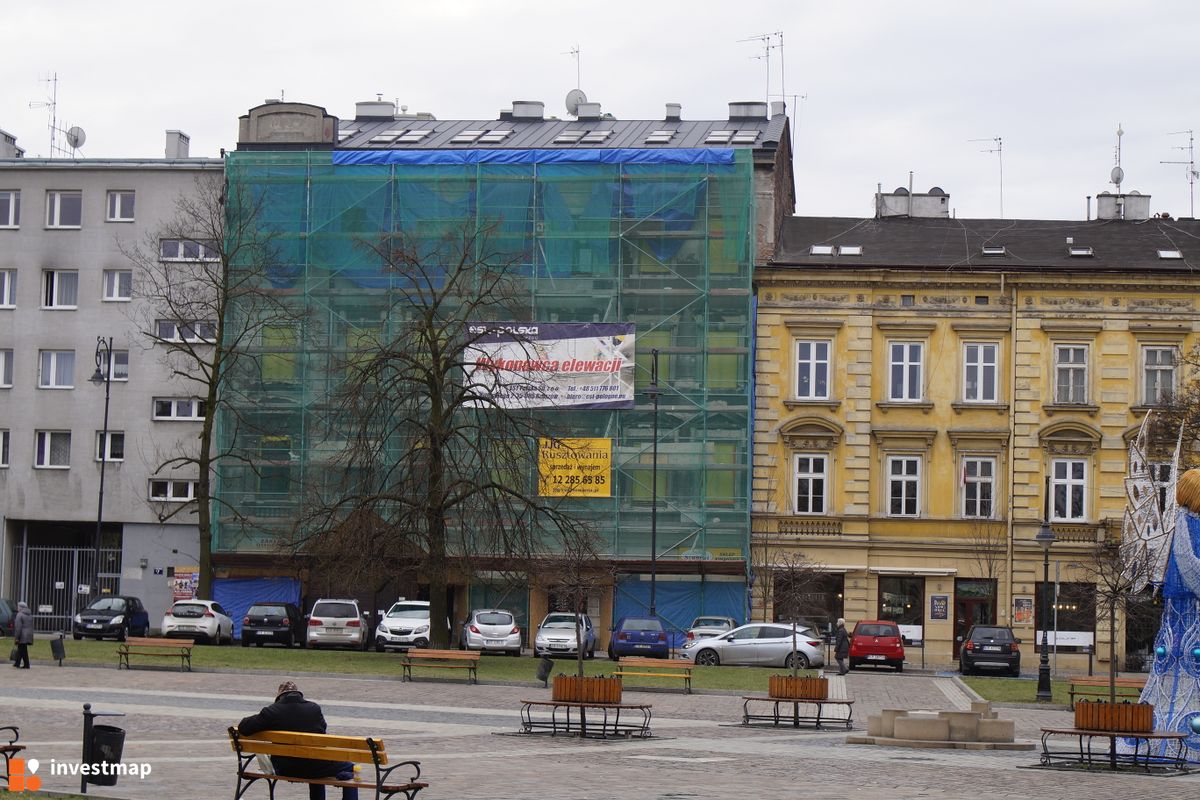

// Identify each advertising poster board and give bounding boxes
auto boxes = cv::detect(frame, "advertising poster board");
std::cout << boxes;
[538,438,612,497]
[172,567,199,602]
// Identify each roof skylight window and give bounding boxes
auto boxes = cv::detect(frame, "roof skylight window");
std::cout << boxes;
[731,131,759,144]
[368,130,404,144]
[645,130,675,144]
[981,245,1006,256]
[837,245,863,256]
[1158,249,1183,259]
[397,130,431,143]
[450,130,486,144]
[580,131,612,143]
[1068,246,1095,257]
[555,130,586,144]
[809,245,835,256]
[337,128,359,141]
[705,130,735,144]
[478,130,512,143]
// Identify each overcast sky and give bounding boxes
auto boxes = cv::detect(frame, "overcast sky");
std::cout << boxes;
[4,1,1197,220]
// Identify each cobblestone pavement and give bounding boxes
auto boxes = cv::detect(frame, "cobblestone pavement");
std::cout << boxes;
[1,661,1195,799]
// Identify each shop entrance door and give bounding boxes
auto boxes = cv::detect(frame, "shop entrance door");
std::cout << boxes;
[953,579,996,660]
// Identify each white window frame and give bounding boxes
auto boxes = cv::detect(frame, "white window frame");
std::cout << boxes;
[45,190,82,228]
[96,430,125,462]
[105,190,135,222]
[0,269,15,307]
[153,397,205,420]
[156,320,216,343]
[1053,344,1089,404]
[99,349,129,381]
[886,455,921,517]
[888,341,924,401]
[0,190,19,228]
[1051,458,1088,522]
[34,430,71,468]
[0,349,11,388]
[961,456,996,519]
[42,269,79,309]
[1142,346,1177,406]
[794,339,831,400]
[149,479,199,501]
[159,238,219,262]
[0,429,8,467]
[962,342,998,403]
[792,453,828,515]
[102,269,132,302]
[38,350,75,389]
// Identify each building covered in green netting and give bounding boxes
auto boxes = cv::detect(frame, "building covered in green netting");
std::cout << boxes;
[219,98,793,644]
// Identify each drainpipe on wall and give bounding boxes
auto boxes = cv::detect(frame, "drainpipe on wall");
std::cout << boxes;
[1004,273,1017,622]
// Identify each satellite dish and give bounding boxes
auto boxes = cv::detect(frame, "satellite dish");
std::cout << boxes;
[66,126,86,149]
[1111,166,1124,185]
[565,89,587,117]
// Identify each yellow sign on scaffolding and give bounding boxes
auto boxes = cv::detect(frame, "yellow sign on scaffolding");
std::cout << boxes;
[538,438,612,497]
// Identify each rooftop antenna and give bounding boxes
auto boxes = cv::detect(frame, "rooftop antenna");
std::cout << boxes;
[29,73,84,158]
[562,45,581,92]
[969,136,1004,218]
[1161,129,1197,218]
[1111,124,1125,194]
[739,31,783,106]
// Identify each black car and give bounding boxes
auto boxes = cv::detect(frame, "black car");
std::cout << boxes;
[241,602,304,648]
[0,599,15,637]
[73,595,150,641]
[959,624,1021,676]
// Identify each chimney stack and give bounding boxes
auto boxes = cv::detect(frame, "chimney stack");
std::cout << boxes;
[165,130,190,159]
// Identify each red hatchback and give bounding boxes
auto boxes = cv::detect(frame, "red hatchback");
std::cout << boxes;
[849,620,905,672]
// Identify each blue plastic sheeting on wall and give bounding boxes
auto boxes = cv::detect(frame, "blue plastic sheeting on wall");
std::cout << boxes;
[613,577,747,649]
[332,148,737,167]
[214,577,301,640]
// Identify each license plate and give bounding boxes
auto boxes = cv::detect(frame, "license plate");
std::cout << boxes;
[485,639,504,646]
[326,623,341,629]
[982,646,1001,652]
[550,644,568,650]
[635,644,650,649]
[87,624,103,629]
[257,631,273,636]
[867,654,885,661]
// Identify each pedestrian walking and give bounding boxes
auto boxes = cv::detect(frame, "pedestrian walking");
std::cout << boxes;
[12,601,33,669]
[237,680,358,800]
[834,618,851,676]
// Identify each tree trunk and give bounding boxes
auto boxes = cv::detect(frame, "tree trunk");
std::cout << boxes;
[1108,598,1118,704]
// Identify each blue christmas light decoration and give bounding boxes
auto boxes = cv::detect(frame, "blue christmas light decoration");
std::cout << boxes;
[1157,645,1168,658]
[1191,717,1200,735]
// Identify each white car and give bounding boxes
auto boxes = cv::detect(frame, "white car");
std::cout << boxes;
[306,598,369,650]
[161,599,234,645]
[374,600,432,652]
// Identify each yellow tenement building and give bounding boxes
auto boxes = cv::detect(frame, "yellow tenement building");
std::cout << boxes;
[753,187,1198,672]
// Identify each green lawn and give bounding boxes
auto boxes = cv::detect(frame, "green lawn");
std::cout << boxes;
[35,637,816,692]
[960,675,1072,705]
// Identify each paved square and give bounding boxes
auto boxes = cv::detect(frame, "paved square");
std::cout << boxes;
[1,662,1195,799]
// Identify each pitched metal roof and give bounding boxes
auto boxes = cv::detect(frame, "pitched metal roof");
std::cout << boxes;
[773,216,1200,272]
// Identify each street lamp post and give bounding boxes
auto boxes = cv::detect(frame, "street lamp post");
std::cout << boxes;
[1035,474,1057,702]
[646,349,661,617]
[90,337,114,601]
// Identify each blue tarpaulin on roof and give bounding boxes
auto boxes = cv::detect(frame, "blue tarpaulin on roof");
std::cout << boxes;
[214,577,301,640]
[332,148,736,167]
[613,577,747,649]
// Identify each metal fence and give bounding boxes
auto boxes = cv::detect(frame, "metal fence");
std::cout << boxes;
[9,545,123,632]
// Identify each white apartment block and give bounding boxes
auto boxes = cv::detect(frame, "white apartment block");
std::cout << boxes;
[0,132,220,627]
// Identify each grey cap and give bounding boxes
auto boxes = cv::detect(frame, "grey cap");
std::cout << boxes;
[17,601,29,610]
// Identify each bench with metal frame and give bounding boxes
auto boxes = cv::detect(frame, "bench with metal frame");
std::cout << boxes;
[519,699,653,739]
[0,726,25,790]
[401,649,479,684]
[228,727,427,800]
[117,636,194,671]
[1039,727,1189,772]
[741,696,854,729]
[613,657,692,694]
[1067,677,1146,709]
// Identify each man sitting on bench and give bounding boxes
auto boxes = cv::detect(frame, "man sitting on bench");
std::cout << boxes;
[237,680,357,800]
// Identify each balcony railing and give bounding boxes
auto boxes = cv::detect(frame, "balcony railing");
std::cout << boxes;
[776,518,844,537]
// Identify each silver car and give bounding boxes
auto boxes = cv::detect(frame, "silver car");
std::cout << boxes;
[686,615,738,642]
[459,608,522,655]
[534,612,597,658]
[678,623,825,669]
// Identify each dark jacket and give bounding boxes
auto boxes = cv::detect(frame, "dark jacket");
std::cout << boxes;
[13,608,34,645]
[237,691,341,778]
[834,626,851,658]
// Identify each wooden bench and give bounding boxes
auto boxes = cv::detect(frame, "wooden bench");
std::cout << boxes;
[401,649,478,683]
[0,726,25,789]
[613,657,692,694]
[520,700,653,739]
[228,727,426,800]
[117,637,194,671]
[1040,726,1189,772]
[1067,677,1146,709]
[741,696,854,730]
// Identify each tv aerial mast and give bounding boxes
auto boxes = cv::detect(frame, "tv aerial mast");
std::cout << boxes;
[1161,129,1197,219]
[28,72,85,158]
[969,136,1004,218]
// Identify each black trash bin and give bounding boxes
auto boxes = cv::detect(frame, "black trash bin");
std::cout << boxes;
[87,724,126,786]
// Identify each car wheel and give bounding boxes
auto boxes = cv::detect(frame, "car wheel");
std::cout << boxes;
[959,660,968,675]
[255,641,264,647]
[1010,666,1021,678]
[285,633,294,649]
[117,626,128,643]
[586,645,595,660]
[694,649,720,667]
[73,633,82,641]
[375,637,387,653]
[241,638,250,647]
[895,662,904,673]
[785,652,810,670]
[608,647,617,661]
[361,636,369,652]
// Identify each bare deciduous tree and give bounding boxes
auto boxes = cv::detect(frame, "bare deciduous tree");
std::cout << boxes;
[529,529,610,677]
[768,550,827,676]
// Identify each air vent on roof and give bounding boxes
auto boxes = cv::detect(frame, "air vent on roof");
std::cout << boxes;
[1068,246,1095,257]
[576,102,602,120]
[981,245,1006,256]
[511,100,545,120]
[809,245,834,256]
[728,101,768,120]
[645,130,675,144]
[1158,249,1183,259]
[451,130,486,144]
[837,245,863,256]
[665,103,682,121]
